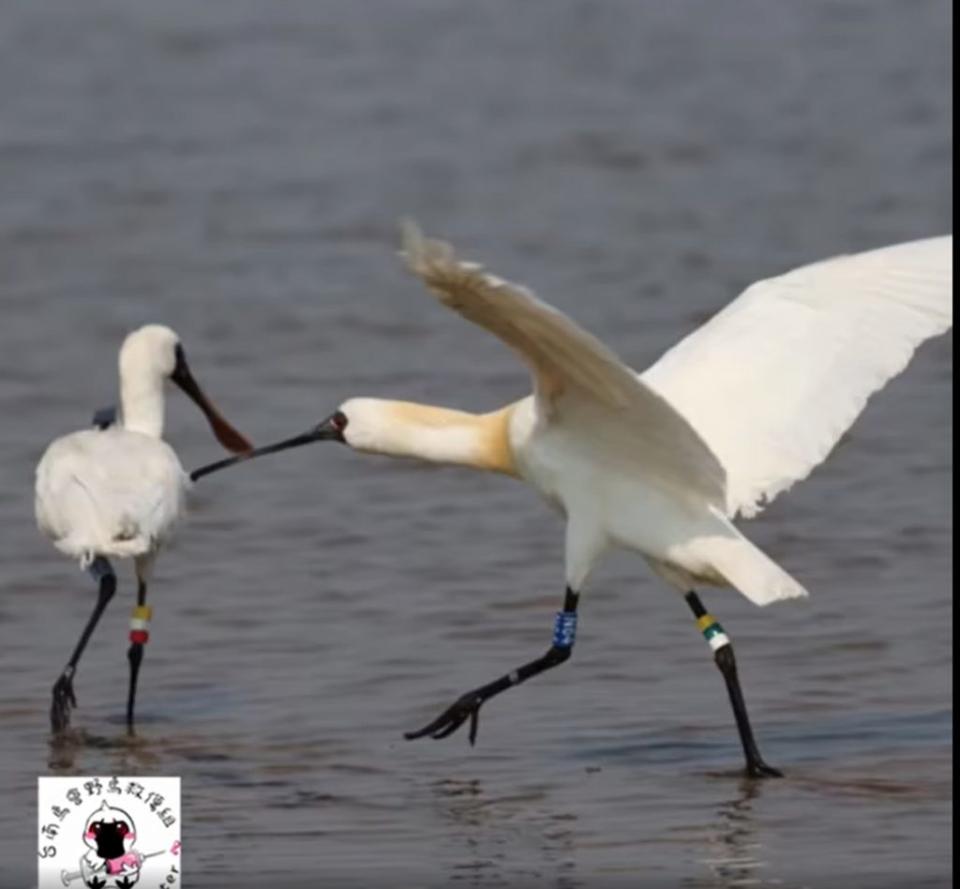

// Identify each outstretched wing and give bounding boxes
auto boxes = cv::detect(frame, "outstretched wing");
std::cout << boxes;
[401,222,726,507]
[642,236,952,518]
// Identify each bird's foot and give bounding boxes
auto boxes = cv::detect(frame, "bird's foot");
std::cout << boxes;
[746,759,783,779]
[405,690,486,745]
[50,672,77,734]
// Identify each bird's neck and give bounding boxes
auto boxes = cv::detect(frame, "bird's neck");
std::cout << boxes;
[120,375,166,438]
[358,400,518,476]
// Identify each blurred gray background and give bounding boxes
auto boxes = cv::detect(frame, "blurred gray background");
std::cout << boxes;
[0,1,951,887]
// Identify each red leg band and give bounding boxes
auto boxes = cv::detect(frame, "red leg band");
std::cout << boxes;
[129,630,149,645]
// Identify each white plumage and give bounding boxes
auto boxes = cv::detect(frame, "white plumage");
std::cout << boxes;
[35,324,252,574]
[398,226,952,606]
[192,225,951,763]
[35,427,187,570]
[36,325,186,575]
[643,236,953,518]
[35,323,252,733]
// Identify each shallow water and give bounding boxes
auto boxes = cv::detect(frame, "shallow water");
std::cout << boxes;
[0,1,952,887]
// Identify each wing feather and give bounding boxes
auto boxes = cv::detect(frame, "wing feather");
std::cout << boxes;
[642,236,953,517]
[401,222,726,506]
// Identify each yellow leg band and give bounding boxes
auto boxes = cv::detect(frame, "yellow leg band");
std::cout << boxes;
[696,614,716,633]
[132,605,153,621]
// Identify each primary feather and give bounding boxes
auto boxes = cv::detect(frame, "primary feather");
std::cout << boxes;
[642,236,953,517]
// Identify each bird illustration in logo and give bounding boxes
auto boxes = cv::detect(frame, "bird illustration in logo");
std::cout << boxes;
[59,800,157,888]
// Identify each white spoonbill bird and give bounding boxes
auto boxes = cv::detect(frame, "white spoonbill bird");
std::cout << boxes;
[196,225,952,776]
[35,324,253,734]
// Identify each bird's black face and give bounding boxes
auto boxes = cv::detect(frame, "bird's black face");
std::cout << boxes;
[317,409,349,443]
[188,410,347,481]
[170,343,253,454]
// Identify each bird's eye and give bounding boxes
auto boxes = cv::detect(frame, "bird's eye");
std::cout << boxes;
[331,411,348,431]
[116,823,129,837]
[89,822,101,835]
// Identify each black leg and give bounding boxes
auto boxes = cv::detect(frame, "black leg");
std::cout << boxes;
[684,591,782,778]
[51,556,116,734]
[405,588,580,745]
[126,580,151,733]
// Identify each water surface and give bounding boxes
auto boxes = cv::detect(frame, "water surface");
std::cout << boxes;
[0,1,951,886]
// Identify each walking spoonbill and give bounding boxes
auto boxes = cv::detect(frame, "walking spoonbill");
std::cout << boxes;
[195,225,952,776]
[35,324,252,733]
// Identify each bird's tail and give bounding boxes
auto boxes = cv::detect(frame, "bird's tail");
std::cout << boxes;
[699,523,809,605]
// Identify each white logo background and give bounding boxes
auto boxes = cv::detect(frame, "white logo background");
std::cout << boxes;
[38,776,181,889]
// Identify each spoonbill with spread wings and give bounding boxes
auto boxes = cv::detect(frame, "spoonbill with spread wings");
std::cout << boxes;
[197,226,951,776]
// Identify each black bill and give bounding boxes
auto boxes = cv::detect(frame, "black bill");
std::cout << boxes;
[171,344,253,454]
[189,412,345,482]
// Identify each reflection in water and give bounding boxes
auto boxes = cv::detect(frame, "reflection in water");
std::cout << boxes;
[431,777,581,889]
[432,778,506,888]
[694,779,774,889]
[48,730,163,774]
[705,781,764,886]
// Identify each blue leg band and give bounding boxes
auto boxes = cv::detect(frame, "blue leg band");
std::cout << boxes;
[552,611,578,649]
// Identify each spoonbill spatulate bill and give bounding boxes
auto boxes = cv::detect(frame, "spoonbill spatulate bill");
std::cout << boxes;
[197,226,952,776]
[35,324,253,734]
